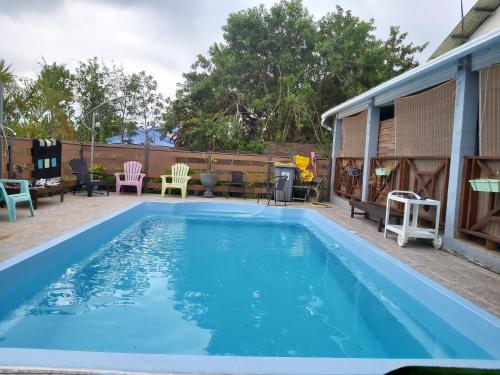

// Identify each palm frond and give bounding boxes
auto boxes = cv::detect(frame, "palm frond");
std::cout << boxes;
[0,59,14,84]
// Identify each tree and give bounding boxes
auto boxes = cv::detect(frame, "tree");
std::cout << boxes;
[169,1,427,151]
[316,7,384,105]
[108,65,140,143]
[74,57,115,142]
[128,71,166,145]
[4,77,51,139]
[32,61,75,139]
[382,26,427,78]
[2,61,75,139]
[1,59,14,138]
[0,59,14,85]
[3,57,165,143]
[2,1,428,151]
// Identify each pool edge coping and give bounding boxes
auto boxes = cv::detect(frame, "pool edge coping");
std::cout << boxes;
[0,349,500,375]
[307,209,500,328]
[0,201,144,273]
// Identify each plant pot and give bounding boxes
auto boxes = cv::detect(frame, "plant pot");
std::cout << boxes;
[200,173,218,198]
[375,167,392,176]
[469,179,500,193]
[345,167,362,177]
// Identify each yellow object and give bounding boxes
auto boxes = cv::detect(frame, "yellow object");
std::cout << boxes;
[294,155,314,182]
[161,163,191,199]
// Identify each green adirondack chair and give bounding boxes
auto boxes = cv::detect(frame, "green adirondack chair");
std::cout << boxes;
[161,163,191,199]
[0,179,35,222]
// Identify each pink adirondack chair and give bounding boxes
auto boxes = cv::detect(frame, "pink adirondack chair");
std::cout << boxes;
[115,161,146,196]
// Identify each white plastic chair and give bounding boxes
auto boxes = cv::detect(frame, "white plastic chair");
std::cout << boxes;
[114,161,146,196]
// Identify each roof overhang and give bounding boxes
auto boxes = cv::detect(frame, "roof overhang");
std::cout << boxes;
[430,0,500,59]
[321,27,500,124]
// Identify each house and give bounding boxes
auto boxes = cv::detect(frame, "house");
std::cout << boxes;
[106,128,175,147]
[321,10,500,271]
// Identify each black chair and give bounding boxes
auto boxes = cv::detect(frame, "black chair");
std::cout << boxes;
[257,175,289,206]
[226,171,246,199]
[69,159,109,197]
[293,176,324,202]
[305,176,324,202]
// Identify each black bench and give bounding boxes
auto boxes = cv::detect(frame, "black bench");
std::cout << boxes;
[349,199,402,232]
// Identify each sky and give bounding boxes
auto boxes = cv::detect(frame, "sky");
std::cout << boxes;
[0,0,476,98]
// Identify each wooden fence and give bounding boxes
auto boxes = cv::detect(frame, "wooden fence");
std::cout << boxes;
[368,157,450,225]
[459,157,500,248]
[3,138,330,197]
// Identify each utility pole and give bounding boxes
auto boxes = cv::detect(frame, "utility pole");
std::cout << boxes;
[143,121,150,193]
[81,95,131,170]
[90,111,96,169]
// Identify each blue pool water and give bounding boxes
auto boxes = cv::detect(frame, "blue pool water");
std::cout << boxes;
[0,203,498,361]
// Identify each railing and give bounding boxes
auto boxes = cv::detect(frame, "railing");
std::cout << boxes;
[334,157,364,201]
[368,157,450,225]
[459,157,500,247]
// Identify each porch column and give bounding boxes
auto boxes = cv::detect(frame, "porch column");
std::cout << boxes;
[444,56,479,240]
[361,99,380,201]
[329,116,342,202]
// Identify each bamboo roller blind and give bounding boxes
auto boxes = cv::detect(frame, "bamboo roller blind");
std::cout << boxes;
[478,65,500,236]
[341,110,367,158]
[480,63,500,157]
[395,80,456,157]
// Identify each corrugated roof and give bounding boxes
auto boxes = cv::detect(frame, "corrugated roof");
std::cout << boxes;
[106,128,175,147]
[430,0,500,59]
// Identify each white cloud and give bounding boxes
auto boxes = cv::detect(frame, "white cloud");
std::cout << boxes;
[0,0,477,98]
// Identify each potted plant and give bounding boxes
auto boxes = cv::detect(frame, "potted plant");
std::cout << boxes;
[375,167,392,176]
[200,152,218,198]
[345,166,362,177]
[469,177,500,193]
[12,164,28,180]
[3,164,27,189]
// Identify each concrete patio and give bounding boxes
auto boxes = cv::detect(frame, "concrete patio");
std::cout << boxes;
[0,192,499,317]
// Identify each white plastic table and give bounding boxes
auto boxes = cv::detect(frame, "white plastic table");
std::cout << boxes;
[384,190,442,249]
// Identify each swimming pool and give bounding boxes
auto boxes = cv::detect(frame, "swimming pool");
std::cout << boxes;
[0,202,499,374]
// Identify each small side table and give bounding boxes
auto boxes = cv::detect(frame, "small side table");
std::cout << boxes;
[29,185,65,209]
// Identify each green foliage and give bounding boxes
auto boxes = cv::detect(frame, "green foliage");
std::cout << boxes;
[33,61,74,139]
[91,163,106,174]
[168,0,427,151]
[2,1,427,152]
[108,65,140,143]
[128,71,166,145]
[4,61,74,139]
[2,58,167,143]
[74,57,113,142]
[92,164,109,185]
[0,59,14,85]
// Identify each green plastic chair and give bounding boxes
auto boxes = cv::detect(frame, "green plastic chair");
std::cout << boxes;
[160,163,191,199]
[0,179,35,222]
